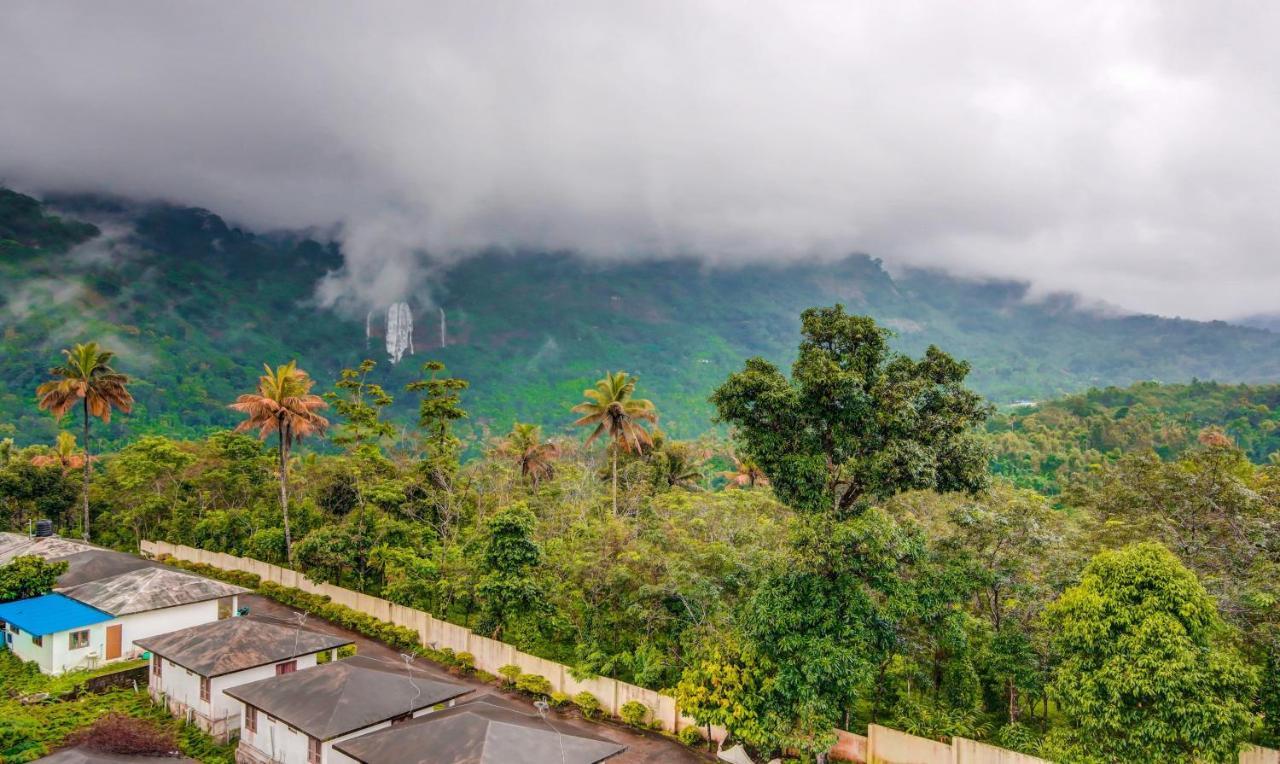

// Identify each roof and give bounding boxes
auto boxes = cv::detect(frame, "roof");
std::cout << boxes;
[134,615,353,677]
[333,695,627,764]
[0,593,114,636]
[52,548,165,588]
[0,532,97,565]
[34,746,196,763]
[57,566,247,616]
[224,655,472,740]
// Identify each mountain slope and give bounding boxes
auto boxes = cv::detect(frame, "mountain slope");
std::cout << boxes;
[3,187,1280,447]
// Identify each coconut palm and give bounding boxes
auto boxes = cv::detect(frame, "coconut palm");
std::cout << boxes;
[36,342,133,540]
[571,371,657,514]
[30,431,87,475]
[228,361,329,563]
[494,422,560,486]
[722,453,769,489]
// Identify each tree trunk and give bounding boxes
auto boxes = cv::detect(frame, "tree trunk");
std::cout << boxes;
[81,397,91,541]
[612,446,619,516]
[278,426,293,565]
[1008,679,1016,723]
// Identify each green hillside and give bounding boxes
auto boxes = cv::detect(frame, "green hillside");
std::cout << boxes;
[4,187,1280,448]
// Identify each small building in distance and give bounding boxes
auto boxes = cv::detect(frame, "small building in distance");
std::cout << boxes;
[0,593,115,675]
[333,694,627,764]
[225,654,472,764]
[135,615,354,742]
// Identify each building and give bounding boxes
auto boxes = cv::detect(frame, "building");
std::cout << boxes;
[134,615,353,742]
[332,695,627,764]
[225,655,472,764]
[0,593,116,675]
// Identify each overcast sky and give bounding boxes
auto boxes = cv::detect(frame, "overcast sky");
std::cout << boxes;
[2,1,1278,319]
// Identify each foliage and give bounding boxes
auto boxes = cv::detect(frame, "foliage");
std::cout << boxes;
[620,700,650,726]
[498,664,522,685]
[515,673,553,697]
[1044,542,1259,763]
[64,714,178,756]
[712,305,989,516]
[573,691,603,719]
[0,556,68,602]
[677,724,707,747]
[549,691,572,709]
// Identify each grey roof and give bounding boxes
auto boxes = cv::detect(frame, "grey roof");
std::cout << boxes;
[333,695,627,764]
[34,746,196,763]
[52,548,166,587]
[225,655,472,741]
[134,615,353,677]
[57,566,247,616]
[0,532,97,565]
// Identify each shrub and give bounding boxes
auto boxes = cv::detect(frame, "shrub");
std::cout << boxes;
[515,673,553,697]
[549,691,572,708]
[474,670,497,683]
[65,714,178,756]
[498,664,522,685]
[620,700,650,727]
[678,725,706,747]
[573,691,602,719]
[454,651,476,672]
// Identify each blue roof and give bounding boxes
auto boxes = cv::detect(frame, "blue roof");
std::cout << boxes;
[0,593,113,636]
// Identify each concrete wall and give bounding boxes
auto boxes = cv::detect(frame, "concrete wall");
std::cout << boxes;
[952,737,1051,764]
[1243,746,1280,764]
[830,729,869,762]
[868,724,954,764]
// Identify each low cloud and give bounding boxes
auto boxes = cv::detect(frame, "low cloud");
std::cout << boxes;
[2,1,1279,319]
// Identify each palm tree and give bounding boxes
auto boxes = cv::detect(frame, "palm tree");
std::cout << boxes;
[36,342,133,540]
[30,431,87,475]
[571,371,657,514]
[229,361,329,564]
[494,422,560,486]
[722,453,769,489]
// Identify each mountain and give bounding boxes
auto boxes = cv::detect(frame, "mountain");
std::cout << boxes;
[5,186,1280,448]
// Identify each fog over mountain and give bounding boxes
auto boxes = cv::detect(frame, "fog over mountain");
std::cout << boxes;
[3,1,1279,319]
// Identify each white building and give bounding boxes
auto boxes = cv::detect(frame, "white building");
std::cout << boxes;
[225,655,471,764]
[134,615,352,742]
[0,593,116,675]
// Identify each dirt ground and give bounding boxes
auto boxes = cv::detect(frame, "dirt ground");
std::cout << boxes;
[241,593,712,763]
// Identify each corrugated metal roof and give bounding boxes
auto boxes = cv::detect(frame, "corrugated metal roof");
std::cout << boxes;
[134,616,352,677]
[57,567,248,616]
[224,655,472,740]
[0,593,114,636]
[333,695,627,764]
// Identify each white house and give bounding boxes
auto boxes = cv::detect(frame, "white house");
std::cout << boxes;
[0,593,117,675]
[134,615,353,742]
[225,655,471,764]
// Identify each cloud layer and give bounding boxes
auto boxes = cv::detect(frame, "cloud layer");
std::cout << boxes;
[2,1,1279,319]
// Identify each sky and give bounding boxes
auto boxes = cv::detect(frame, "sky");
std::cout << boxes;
[2,1,1278,320]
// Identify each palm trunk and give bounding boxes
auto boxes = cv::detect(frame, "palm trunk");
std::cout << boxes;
[81,398,91,541]
[612,446,618,516]
[278,427,293,565]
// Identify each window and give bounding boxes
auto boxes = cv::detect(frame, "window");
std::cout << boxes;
[308,736,321,764]
[275,660,297,675]
[68,630,89,650]
[200,676,210,702]
[153,656,163,677]
[245,705,257,733]
[32,634,42,647]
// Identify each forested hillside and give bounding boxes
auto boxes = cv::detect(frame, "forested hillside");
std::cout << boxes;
[4,187,1280,449]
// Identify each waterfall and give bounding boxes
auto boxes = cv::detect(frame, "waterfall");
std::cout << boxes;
[439,307,447,348]
[385,302,413,363]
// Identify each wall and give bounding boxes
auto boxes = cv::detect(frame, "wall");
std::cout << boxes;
[120,597,234,662]
[5,621,54,673]
[51,620,115,674]
[1243,746,1280,764]
[868,724,954,764]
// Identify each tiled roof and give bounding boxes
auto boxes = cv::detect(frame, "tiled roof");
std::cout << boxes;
[134,616,352,677]
[0,593,114,636]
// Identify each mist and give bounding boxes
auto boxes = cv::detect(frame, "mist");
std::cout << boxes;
[3,1,1279,319]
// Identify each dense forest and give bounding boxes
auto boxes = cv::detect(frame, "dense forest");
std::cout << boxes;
[7,186,1280,450]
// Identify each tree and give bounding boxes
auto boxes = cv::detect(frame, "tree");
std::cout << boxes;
[405,360,469,486]
[35,342,133,540]
[711,306,989,516]
[722,453,769,489]
[572,371,658,515]
[228,361,329,564]
[0,555,68,602]
[29,432,86,476]
[493,422,559,486]
[476,502,545,639]
[1044,542,1258,763]
[674,638,765,751]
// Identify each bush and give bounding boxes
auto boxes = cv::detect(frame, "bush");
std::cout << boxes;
[573,691,602,719]
[65,714,178,756]
[474,670,497,683]
[678,725,706,747]
[549,691,572,708]
[498,664,522,685]
[620,700,650,727]
[454,651,476,672]
[515,673,553,697]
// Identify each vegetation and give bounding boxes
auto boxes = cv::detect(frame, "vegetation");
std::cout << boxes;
[0,556,68,602]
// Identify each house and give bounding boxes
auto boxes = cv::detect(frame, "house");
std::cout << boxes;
[332,694,627,764]
[56,566,248,667]
[224,655,472,764]
[0,531,97,565]
[134,615,353,742]
[0,593,115,675]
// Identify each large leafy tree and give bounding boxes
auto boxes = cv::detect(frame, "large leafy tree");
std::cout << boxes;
[0,556,68,602]
[228,361,329,564]
[711,306,989,516]
[476,502,545,640]
[1044,542,1258,763]
[572,371,658,515]
[35,342,133,540]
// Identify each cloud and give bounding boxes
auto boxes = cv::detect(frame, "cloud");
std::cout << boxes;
[2,1,1279,319]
